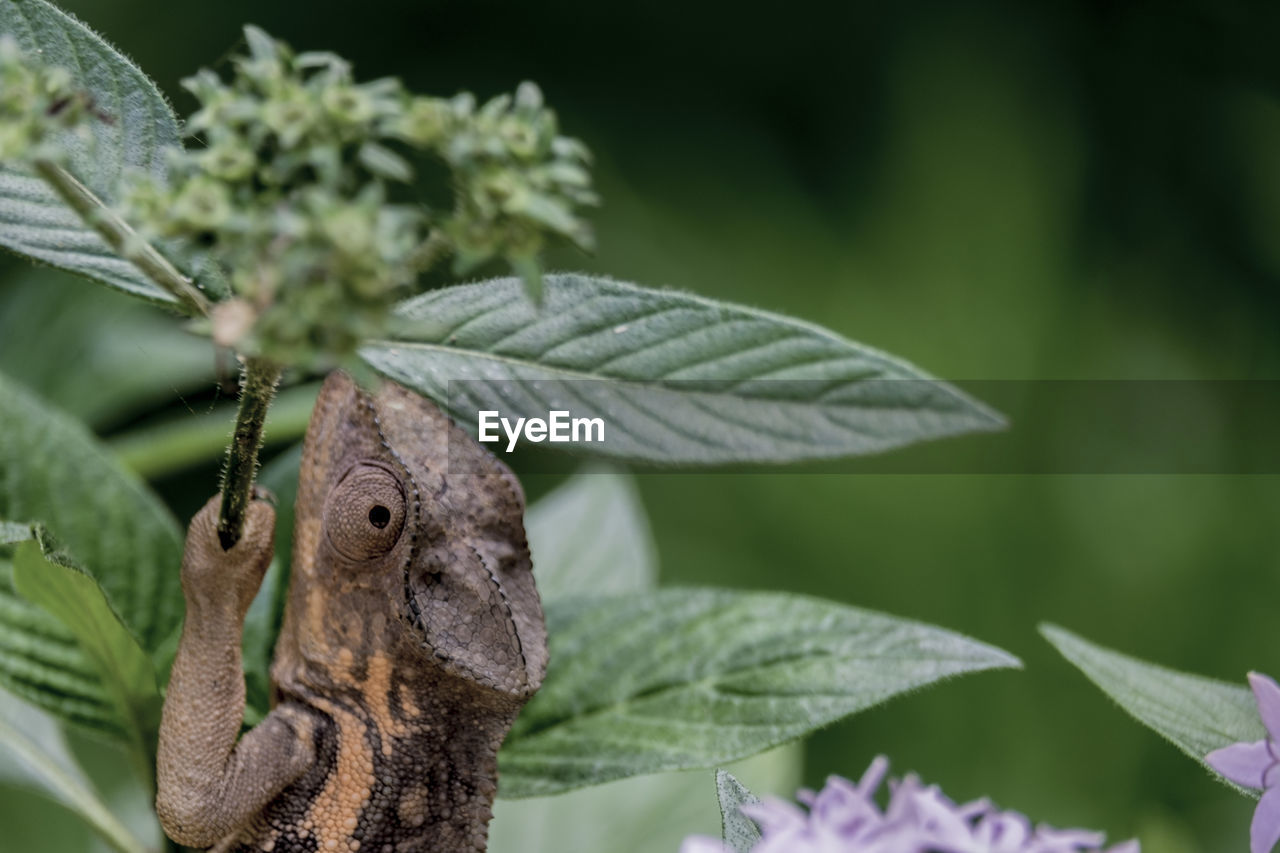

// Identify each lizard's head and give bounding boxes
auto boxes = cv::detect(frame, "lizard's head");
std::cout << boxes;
[277,371,547,702]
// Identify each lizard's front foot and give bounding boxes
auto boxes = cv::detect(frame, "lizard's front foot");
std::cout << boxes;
[181,494,276,618]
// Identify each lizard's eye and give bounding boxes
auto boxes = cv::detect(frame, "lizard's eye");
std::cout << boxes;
[324,463,406,561]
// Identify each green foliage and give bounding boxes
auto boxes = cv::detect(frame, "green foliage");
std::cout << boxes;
[0,2,1031,847]
[0,0,183,304]
[0,271,213,428]
[498,589,1020,797]
[525,468,657,600]
[0,547,118,735]
[716,770,762,852]
[1042,624,1264,795]
[122,25,595,367]
[0,690,147,853]
[362,274,1004,463]
[0,371,183,654]
[431,81,597,296]
[12,536,160,779]
[488,747,798,853]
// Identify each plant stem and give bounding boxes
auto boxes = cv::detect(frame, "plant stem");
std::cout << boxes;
[33,158,211,317]
[216,358,282,550]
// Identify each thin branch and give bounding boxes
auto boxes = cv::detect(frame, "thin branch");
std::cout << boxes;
[33,158,211,317]
[216,358,282,550]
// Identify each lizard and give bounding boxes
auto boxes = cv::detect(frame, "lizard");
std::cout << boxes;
[156,371,548,853]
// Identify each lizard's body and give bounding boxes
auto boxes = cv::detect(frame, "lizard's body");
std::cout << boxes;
[157,373,547,852]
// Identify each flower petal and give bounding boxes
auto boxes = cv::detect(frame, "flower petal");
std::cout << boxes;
[1250,673,1280,740]
[1255,786,1280,853]
[740,797,809,836]
[1105,842,1141,853]
[1207,739,1273,789]
[679,837,732,853]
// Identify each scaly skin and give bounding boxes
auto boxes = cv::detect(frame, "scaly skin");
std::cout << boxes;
[157,372,548,852]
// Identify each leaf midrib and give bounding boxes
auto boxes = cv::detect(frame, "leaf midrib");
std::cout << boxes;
[363,339,979,413]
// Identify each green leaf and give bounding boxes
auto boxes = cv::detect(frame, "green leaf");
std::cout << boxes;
[498,589,1020,797]
[0,0,183,304]
[1041,624,1264,794]
[525,467,656,601]
[0,548,119,735]
[488,745,799,853]
[0,688,148,853]
[360,274,1004,464]
[0,270,214,428]
[0,370,183,654]
[716,770,762,852]
[12,537,161,776]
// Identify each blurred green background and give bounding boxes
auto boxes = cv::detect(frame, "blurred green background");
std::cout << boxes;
[4,0,1280,849]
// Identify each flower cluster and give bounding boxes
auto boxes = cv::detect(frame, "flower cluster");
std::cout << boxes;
[1206,672,1280,853]
[126,26,594,368]
[683,757,1138,853]
[0,36,91,161]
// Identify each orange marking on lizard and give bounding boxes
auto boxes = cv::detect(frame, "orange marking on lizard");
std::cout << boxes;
[363,652,410,756]
[304,697,375,853]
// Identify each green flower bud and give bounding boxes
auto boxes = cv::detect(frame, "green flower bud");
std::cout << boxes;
[173,177,232,231]
[322,205,376,258]
[499,115,540,160]
[396,96,451,147]
[321,85,375,125]
[262,86,318,148]
[201,143,257,182]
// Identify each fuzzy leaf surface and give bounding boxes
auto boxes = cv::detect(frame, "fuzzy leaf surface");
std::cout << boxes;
[0,370,183,653]
[0,0,183,303]
[0,549,118,735]
[497,589,1019,797]
[12,537,160,767]
[361,275,1004,464]
[1042,624,1264,794]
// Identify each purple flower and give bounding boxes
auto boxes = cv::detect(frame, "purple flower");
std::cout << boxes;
[1206,672,1280,853]
[681,756,1138,853]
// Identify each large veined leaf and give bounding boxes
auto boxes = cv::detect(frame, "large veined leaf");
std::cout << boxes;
[0,370,183,653]
[0,0,182,303]
[0,688,147,853]
[1041,624,1263,794]
[489,746,799,853]
[525,467,656,601]
[497,589,1020,797]
[12,536,160,776]
[0,550,119,735]
[360,275,1005,465]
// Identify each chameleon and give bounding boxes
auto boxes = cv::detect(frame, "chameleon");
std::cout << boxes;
[156,371,548,852]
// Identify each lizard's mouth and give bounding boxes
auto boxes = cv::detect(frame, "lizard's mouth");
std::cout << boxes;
[401,546,537,697]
